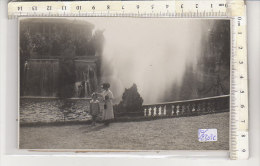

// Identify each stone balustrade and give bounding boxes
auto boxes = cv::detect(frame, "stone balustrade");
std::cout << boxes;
[20,95,229,125]
[143,95,229,117]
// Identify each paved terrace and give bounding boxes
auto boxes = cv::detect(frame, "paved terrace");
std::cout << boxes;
[20,112,229,150]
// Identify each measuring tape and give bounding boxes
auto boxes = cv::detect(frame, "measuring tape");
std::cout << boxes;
[8,0,248,160]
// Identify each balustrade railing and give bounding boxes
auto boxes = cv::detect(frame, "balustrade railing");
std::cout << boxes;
[143,95,229,117]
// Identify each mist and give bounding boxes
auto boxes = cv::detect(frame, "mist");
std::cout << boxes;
[83,18,212,104]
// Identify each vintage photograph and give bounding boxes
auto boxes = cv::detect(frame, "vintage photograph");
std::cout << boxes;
[19,17,230,150]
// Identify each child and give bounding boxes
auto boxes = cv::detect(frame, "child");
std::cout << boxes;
[89,93,100,126]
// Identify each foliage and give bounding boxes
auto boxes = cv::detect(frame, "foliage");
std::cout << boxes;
[19,19,104,98]
[170,20,230,101]
[20,19,105,59]
[114,84,143,113]
[196,20,230,96]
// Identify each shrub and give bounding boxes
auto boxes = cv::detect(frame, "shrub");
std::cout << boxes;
[114,84,143,115]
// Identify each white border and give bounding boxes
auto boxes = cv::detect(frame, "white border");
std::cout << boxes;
[1,0,260,165]
[17,16,231,153]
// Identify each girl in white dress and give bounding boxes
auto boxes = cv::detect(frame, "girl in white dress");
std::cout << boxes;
[100,83,114,126]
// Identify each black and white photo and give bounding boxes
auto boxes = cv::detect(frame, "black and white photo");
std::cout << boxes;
[19,17,230,150]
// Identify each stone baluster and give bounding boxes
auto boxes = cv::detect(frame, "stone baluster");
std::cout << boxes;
[173,105,177,116]
[154,106,158,116]
[147,107,151,116]
[162,105,166,116]
[176,105,180,116]
[159,106,162,116]
[144,107,148,117]
[163,105,166,116]
[191,103,196,115]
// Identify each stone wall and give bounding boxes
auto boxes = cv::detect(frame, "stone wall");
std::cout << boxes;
[23,59,59,96]
[21,57,100,98]
[20,98,91,124]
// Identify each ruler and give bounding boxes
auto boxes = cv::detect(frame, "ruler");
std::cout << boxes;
[8,0,248,160]
[8,0,230,18]
[230,7,249,160]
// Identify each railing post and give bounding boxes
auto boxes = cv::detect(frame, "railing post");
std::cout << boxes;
[178,104,182,116]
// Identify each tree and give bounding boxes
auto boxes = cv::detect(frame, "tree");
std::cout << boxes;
[114,84,143,113]
[197,20,230,97]
[19,19,105,97]
[170,20,230,101]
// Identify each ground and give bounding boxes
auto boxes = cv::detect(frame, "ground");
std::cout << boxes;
[19,112,229,150]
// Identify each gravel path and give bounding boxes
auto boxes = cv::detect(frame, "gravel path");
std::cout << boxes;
[19,112,229,150]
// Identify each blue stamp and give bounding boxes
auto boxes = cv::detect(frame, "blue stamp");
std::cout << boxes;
[198,129,217,142]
